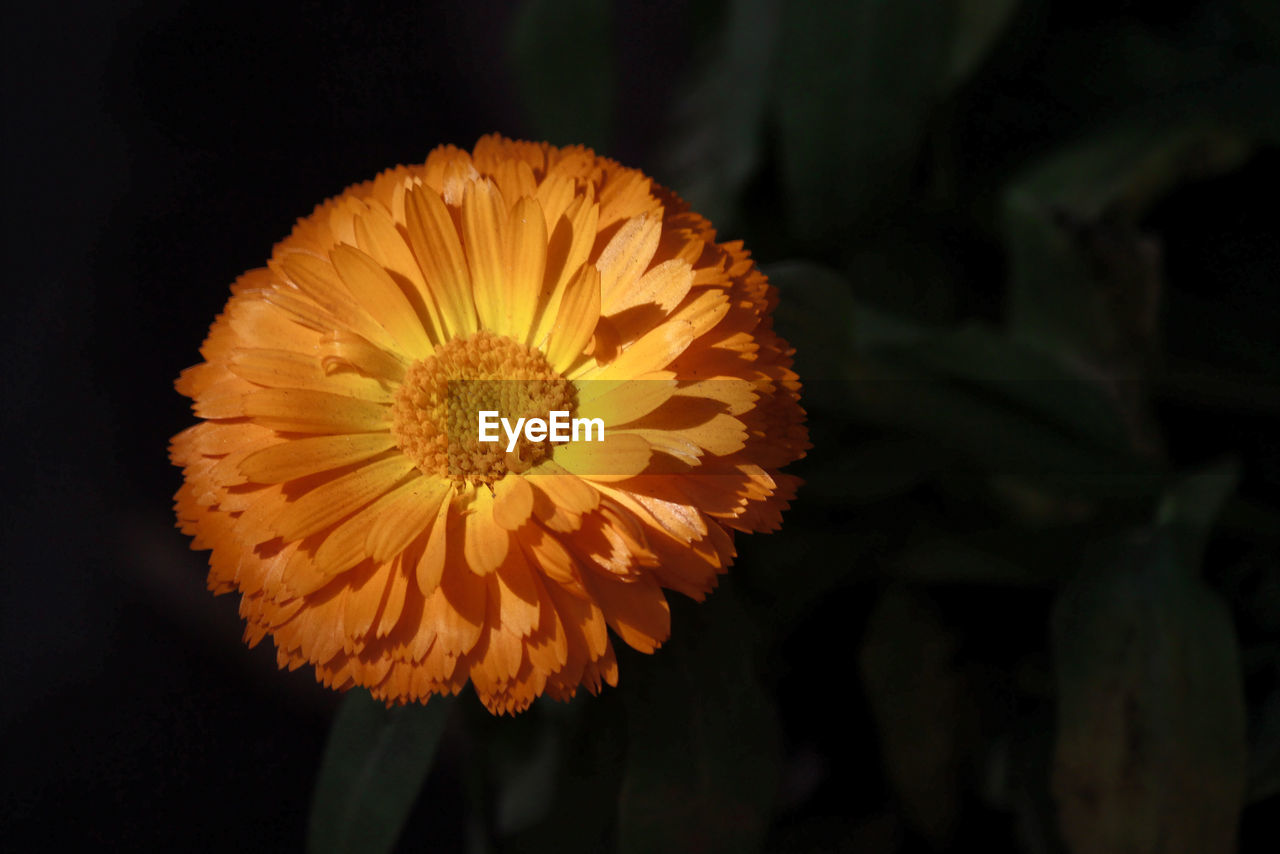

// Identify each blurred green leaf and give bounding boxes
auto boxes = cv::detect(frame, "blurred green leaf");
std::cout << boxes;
[1050,524,1248,854]
[500,694,627,854]
[1248,687,1280,803]
[1233,0,1280,55]
[1156,460,1239,566]
[860,587,966,846]
[617,589,779,854]
[1202,65,1280,143]
[734,525,875,629]
[1035,22,1280,145]
[947,0,1020,86]
[986,712,1069,854]
[482,703,561,836]
[769,261,1161,496]
[840,241,966,327]
[1004,121,1252,378]
[1035,22,1223,120]
[800,436,942,505]
[878,325,1140,456]
[508,0,614,150]
[766,812,903,854]
[308,691,453,854]
[767,258,937,385]
[659,0,779,233]
[766,261,860,393]
[897,530,1081,588]
[774,0,955,237]
[1008,124,1252,222]
[855,325,1162,493]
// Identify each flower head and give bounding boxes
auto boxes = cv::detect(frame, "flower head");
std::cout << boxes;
[171,135,807,713]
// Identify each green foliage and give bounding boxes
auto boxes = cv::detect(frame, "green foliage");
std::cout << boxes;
[616,589,780,854]
[508,0,615,150]
[307,2,1280,850]
[859,588,967,847]
[657,0,779,233]
[774,0,956,239]
[486,693,627,854]
[308,691,453,854]
[1004,122,1252,374]
[1050,479,1248,854]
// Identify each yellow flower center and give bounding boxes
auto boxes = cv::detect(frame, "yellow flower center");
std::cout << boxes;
[390,330,575,484]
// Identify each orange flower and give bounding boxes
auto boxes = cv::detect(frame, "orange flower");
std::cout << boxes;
[171,135,807,713]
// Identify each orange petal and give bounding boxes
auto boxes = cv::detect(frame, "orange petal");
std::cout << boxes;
[462,489,509,575]
[504,196,548,336]
[403,183,478,338]
[534,192,599,347]
[545,265,601,373]
[330,244,433,358]
[603,257,692,316]
[579,313,695,381]
[492,475,534,531]
[354,201,448,344]
[554,432,651,480]
[460,179,509,334]
[274,251,398,351]
[228,348,392,401]
[274,455,415,541]
[596,212,661,307]
[581,570,670,654]
[196,388,390,433]
[416,491,455,596]
[239,433,396,483]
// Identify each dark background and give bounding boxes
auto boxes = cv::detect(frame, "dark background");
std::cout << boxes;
[4,1,1278,852]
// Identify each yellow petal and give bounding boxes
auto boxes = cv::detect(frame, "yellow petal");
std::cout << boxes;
[576,374,677,426]
[366,478,451,561]
[628,412,747,456]
[196,388,390,433]
[318,330,408,382]
[228,348,392,401]
[583,314,695,381]
[596,213,661,307]
[534,193,599,348]
[504,196,547,337]
[239,434,396,483]
[311,475,446,578]
[376,556,412,638]
[603,257,692,316]
[581,569,670,654]
[462,488,509,574]
[554,432,651,481]
[330,244,433,359]
[353,201,448,344]
[534,171,576,229]
[492,157,538,207]
[545,265,601,373]
[492,475,534,530]
[274,455,415,541]
[494,550,541,637]
[595,483,708,542]
[526,461,600,529]
[518,524,584,593]
[668,288,731,340]
[460,179,509,335]
[431,562,487,656]
[274,252,397,351]
[416,492,454,596]
[403,183,478,337]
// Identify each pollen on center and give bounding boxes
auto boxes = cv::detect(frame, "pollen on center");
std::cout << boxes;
[390,330,576,484]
